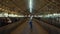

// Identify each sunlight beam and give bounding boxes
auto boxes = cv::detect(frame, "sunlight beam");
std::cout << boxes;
[29,0,33,13]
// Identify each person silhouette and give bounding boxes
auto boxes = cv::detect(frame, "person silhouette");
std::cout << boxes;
[29,21,32,29]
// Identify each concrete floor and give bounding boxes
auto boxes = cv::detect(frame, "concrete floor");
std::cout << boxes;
[10,18,48,34]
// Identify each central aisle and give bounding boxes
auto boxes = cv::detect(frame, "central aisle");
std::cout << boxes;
[10,18,48,34]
